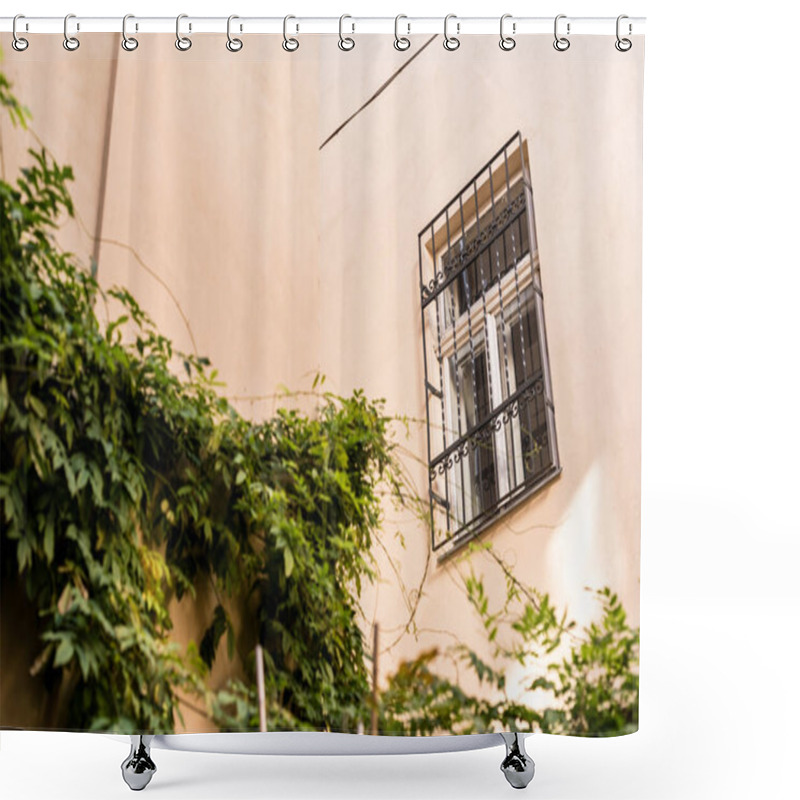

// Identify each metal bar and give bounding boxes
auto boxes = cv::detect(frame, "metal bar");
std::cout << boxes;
[483,164,497,403]
[510,134,531,383]
[431,490,450,509]
[474,176,504,508]
[425,380,443,399]
[495,246,517,491]
[419,132,523,240]
[0,16,647,35]
[498,146,519,494]
[510,233,530,381]
[434,461,561,553]
[432,225,451,537]
[421,204,528,307]
[430,372,544,473]
[418,232,436,549]
[464,183,481,504]
[466,180,486,518]
[453,196,468,526]
[522,159,561,474]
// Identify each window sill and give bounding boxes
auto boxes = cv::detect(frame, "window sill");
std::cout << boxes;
[435,465,563,563]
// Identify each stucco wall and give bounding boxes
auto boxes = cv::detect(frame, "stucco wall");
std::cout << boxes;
[315,35,642,694]
[1,33,641,727]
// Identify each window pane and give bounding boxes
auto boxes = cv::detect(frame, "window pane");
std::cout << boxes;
[510,288,541,387]
[459,350,498,520]
[517,389,551,482]
[444,182,530,317]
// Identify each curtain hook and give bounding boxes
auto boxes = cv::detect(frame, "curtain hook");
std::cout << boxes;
[12,14,29,51]
[615,15,632,51]
[553,14,570,52]
[282,15,299,51]
[226,14,243,52]
[175,13,192,51]
[499,14,516,51]
[394,14,411,51]
[63,13,80,51]
[121,14,138,51]
[338,14,355,51]
[443,14,460,51]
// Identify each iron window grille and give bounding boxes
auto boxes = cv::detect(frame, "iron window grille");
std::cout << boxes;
[418,132,560,552]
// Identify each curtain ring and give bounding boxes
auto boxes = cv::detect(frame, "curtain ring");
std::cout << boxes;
[121,14,138,51]
[338,14,355,51]
[499,14,516,51]
[615,15,632,52]
[175,14,192,51]
[63,13,80,51]
[394,14,411,51]
[226,14,243,52]
[12,14,29,52]
[282,15,299,51]
[553,14,570,52]
[443,14,460,51]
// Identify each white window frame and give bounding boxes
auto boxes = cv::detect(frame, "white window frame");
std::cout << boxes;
[436,257,537,529]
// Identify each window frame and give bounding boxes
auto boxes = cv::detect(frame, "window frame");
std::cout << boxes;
[418,132,561,554]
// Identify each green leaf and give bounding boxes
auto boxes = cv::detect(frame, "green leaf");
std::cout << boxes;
[43,519,55,564]
[226,617,236,662]
[0,374,8,422]
[283,547,295,578]
[53,638,74,668]
[16,537,32,572]
[26,394,47,420]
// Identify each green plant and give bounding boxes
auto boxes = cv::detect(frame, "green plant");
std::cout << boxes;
[377,546,639,737]
[530,587,639,736]
[377,648,495,735]
[211,542,639,737]
[1,70,397,733]
[0,110,201,731]
[199,385,398,733]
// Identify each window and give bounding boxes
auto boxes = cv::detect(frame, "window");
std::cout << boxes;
[419,133,560,552]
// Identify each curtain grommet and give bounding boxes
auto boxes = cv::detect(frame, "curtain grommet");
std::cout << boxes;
[499,14,516,51]
[12,14,29,51]
[282,15,299,52]
[226,15,243,52]
[63,13,80,51]
[338,14,355,51]
[121,14,138,51]
[443,14,460,51]
[175,13,192,51]
[553,14,570,52]
[394,14,411,51]
[615,15,633,51]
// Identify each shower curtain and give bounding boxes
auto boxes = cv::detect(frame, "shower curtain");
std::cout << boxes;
[1,28,643,740]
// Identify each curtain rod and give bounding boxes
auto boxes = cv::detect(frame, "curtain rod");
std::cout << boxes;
[1,16,646,37]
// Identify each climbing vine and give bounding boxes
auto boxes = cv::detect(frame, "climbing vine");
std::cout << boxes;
[0,69,398,733]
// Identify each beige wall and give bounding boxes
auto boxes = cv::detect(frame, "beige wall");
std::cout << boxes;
[315,35,642,695]
[1,33,642,726]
